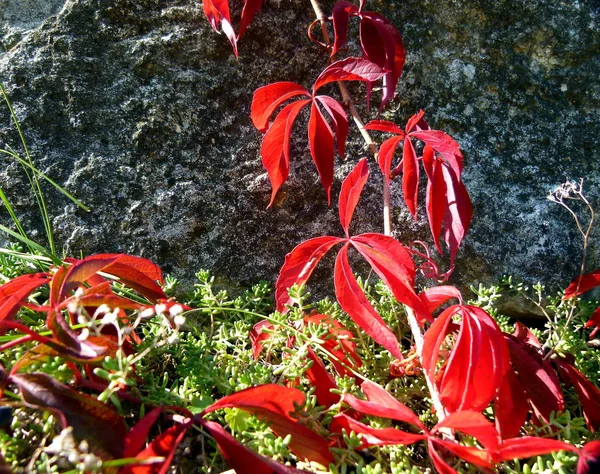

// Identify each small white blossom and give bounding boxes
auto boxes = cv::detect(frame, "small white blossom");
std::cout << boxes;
[173,314,186,329]
[140,307,155,319]
[101,310,118,325]
[169,304,184,317]
[155,303,167,315]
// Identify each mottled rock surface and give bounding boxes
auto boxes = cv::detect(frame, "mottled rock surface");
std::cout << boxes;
[0,0,598,296]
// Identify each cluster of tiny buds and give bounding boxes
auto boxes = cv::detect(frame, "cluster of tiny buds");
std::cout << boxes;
[44,427,102,472]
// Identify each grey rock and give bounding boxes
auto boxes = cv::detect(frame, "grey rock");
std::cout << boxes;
[0,0,597,299]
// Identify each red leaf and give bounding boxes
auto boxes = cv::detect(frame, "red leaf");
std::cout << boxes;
[331,1,360,57]
[427,438,459,474]
[276,235,344,312]
[339,158,369,237]
[364,120,404,135]
[419,285,462,314]
[58,254,122,302]
[430,437,494,470]
[423,145,448,253]
[202,385,333,465]
[260,99,311,207]
[350,234,432,323]
[334,244,402,359]
[504,333,564,422]
[305,348,340,408]
[402,137,419,218]
[0,273,49,331]
[376,135,403,184]
[251,82,310,132]
[584,306,600,338]
[201,420,311,473]
[313,57,386,93]
[315,96,349,157]
[101,257,166,302]
[331,413,425,448]
[554,357,600,431]
[250,320,274,360]
[11,373,127,459]
[441,166,472,265]
[239,0,264,38]
[578,440,600,474]
[309,101,336,204]
[303,314,362,375]
[343,380,424,429]
[423,305,509,413]
[202,0,238,56]
[432,411,499,450]
[493,436,578,463]
[405,110,426,134]
[409,130,463,177]
[564,270,600,299]
[122,422,192,474]
[494,367,529,439]
[358,13,405,110]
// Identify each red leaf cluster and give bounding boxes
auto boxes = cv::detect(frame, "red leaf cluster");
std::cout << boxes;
[365,112,472,265]
[275,159,431,359]
[251,59,385,205]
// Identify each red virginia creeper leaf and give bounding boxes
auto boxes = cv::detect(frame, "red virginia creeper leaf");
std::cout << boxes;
[494,367,529,439]
[276,235,344,312]
[331,414,425,448]
[364,120,404,135]
[350,233,432,323]
[422,144,448,253]
[11,372,127,459]
[441,165,472,265]
[58,254,122,302]
[303,314,362,375]
[427,438,459,474]
[313,57,386,93]
[260,99,311,207]
[0,273,49,331]
[564,270,600,299]
[376,135,403,184]
[306,348,340,408]
[419,285,462,314]
[423,305,509,413]
[339,158,369,237]
[409,130,463,177]
[504,332,564,422]
[202,0,238,56]
[334,244,403,359]
[578,440,600,474]
[251,82,310,132]
[554,356,600,431]
[359,13,405,110]
[402,137,419,218]
[330,1,360,57]
[238,0,265,38]
[493,436,579,463]
[122,422,192,474]
[315,96,349,157]
[343,380,424,429]
[309,101,336,204]
[202,385,334,465]
[432,410,499,450]
[250,320,274,360]
[201,420,311,473]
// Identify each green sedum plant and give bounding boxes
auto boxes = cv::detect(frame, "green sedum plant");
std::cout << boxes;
[0,1,599,473]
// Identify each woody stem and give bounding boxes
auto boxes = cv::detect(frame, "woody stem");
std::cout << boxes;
[308,0,391,235]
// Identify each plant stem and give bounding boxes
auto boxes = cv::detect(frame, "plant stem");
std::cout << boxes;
[405,306,448,424]
[308,0,392,235]
[308,0,447,428]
